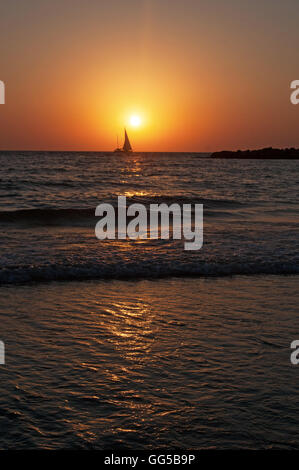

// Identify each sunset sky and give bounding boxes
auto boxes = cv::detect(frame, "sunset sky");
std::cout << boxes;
[0,0,299,151]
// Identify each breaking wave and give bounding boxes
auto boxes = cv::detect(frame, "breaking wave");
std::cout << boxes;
[0,197,244,225]
[0,260,298,285]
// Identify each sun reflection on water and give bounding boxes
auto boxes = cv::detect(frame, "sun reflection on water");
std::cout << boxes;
[105,300,155,363]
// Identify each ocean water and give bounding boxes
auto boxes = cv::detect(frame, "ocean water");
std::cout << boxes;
[0,151,298,449]
[0,151,298,283]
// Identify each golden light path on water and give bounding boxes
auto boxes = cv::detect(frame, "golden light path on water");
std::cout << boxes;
[1,277,298,448]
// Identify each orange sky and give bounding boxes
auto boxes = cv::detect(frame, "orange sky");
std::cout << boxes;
[0,0,299,151]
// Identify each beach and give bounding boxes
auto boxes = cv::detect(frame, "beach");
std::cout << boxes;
[1,0,299,455]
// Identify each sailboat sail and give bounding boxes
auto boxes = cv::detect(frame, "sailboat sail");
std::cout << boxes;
[123,129,132,152]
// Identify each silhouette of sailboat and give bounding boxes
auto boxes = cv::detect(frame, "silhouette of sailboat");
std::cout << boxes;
[114,129,133,154]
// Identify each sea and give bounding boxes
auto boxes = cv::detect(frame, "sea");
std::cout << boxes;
[0,151,298,449]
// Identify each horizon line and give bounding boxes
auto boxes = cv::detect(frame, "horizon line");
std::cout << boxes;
[0,149,212,153]
[0,146,298,153]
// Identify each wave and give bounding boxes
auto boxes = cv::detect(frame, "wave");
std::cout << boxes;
[0,208,94,224]
[0,260,298,285]
[0,198,245,225]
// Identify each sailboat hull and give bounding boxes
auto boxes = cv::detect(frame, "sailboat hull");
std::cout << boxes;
[113,148,133,155]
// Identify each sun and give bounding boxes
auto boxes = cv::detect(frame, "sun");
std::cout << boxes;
[130,115,142,127]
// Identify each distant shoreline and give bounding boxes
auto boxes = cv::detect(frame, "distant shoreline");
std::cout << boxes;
[210,147,299,159]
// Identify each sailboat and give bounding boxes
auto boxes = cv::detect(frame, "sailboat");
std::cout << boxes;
[114,128,133,154]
